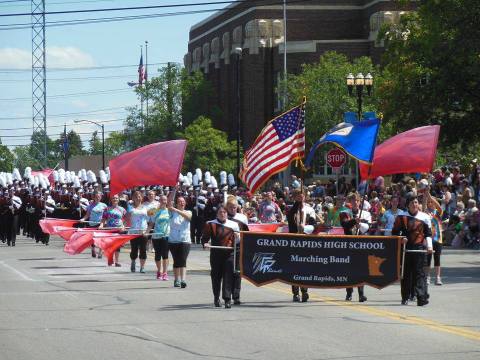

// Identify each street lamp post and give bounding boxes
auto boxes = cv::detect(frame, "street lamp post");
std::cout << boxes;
[346,72,373,188]
[74,119,105,170]
[234,47,242,179]
[347,72,373,121]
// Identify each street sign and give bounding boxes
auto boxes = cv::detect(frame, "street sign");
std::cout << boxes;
[326,148,347,169]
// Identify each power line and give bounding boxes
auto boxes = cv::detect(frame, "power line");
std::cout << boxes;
[0,74,135,82]
[0,8,225,30]
[0,87,133,101]
[0,0,245,17]
[0,118,126,130]
[0,61,170,72]
[0,106,131,120]
[0,129,117,138]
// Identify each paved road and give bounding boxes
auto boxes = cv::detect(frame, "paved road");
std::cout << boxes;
[0,236,479,360]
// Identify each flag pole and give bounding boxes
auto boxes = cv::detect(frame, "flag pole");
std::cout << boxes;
[356,117,380,234]
[145,40,149,121]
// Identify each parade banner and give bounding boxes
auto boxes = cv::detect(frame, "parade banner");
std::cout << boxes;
[240,232,401,289]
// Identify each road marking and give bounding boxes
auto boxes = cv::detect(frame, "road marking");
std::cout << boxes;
[264,284,480,342]
[0,261,36,281]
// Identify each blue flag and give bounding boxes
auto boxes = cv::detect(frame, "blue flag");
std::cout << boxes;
[305,118,380,167]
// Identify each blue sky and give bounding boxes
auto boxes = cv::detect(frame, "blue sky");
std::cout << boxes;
[0,0,221,149]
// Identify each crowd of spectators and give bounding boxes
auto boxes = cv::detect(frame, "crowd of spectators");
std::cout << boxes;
[240,163,480,249]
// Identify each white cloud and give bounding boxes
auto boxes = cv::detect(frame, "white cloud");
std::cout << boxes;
[71,99,89,109]
[0,46,95,69]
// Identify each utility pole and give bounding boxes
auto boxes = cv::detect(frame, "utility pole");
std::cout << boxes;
[31,0,47,168]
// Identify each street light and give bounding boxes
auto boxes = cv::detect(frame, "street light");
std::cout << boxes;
[346,72,373,188]
[74,119,105,170]
[346,72,373,121]
[234,47,242,179]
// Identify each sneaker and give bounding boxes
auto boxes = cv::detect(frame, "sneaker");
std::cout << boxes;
[214,298,221,307]
[292,294,300,302]
[426,276,431,285]
[301,292,309,303]
[233,299,241,305]
[97,253,102,259]
[108,259,113,266]
[115,263,121,267]
[130,261,136,273]
[401,299,409,305]
[156,271,161,279]
[225,300,232,309]
[359,295,368,303]
[174,280,181,287]
[345,295,352,301]
[435,277,443,285]
[91,249,97,258]
[139,267,145,274]
[162,272,169,281]
[180,281,187,288]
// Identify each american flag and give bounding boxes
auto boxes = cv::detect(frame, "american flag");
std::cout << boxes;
[240,101,306,193]
[138,53,146,86]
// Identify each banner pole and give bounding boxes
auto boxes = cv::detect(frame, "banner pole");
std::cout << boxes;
[401,242,406,279]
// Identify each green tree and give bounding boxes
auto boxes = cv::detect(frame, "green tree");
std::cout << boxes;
[176,116,238,174]
[285,52,382,148]
[52,130,85,164]
[89,130,103,155]
[125,64,221,150]
[0,139,14,172]
[105,131,127,156]
[30,130,58,168]
[379,0,480,147]
[12,146,38,172]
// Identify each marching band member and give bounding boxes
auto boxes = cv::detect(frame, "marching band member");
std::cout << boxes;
[340,192,371,302]
[392,193,433,306]
[202,205,240,308]
[147,194,170,280]
[287,189,314,302]
[127,191,149,272]
[225,195,249,305]
[100,194,127,266]
[81,190,108,258]
[168,195,192,288]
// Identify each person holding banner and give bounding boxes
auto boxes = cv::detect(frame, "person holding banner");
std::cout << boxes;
[202,205,240,308]
[147,195,170,280]
[127,191,149,273]
[226,195,249,305]
[392,194,433,306]
[100,194,127,267]
[168,196,192,288]
[340,192,371,302]
[80,191,107,258]
[287,189,312,302]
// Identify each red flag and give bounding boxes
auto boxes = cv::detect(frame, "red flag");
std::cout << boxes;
[64,232,94,255]
[55,226,79,241]
[93,233,139,260]
[39,218,79,235]
[109,140,187,196]
[360,125,440,179]
[247,223,283,233]
[56,227,118,242]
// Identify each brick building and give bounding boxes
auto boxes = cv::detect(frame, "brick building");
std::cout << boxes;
[185,0,414,150]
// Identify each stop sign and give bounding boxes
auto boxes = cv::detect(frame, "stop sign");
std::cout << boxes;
[326,148,347,168]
